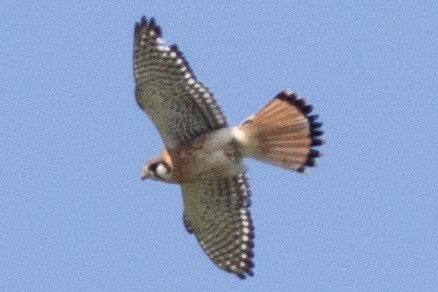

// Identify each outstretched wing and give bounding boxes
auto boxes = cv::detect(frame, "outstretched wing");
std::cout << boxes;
[181,172,255,279]
[134,16,228,148]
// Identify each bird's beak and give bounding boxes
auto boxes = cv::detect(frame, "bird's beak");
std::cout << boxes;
[141,166,150,180]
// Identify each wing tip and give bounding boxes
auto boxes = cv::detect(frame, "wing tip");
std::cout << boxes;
[236,268,254,279]
[231,257,255,280]
[134,15,162,43]
[134,16,198,85]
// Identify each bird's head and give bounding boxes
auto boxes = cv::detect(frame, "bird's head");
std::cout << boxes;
[141,151,175,183]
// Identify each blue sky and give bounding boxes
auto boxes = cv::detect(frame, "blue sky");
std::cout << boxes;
[1,1,437,291]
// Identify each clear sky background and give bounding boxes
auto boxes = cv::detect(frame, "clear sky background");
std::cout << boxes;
[1,1,437,291]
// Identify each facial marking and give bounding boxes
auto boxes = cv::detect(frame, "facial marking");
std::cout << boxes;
[155,162,171,179]
[146,161,172,182]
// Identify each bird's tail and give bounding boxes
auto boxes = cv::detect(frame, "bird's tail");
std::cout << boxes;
[236,90,324,173]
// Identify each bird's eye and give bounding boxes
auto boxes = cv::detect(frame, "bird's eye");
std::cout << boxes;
[149,162,159,173]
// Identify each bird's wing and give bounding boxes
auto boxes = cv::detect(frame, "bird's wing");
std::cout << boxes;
[134,16,228,148]
[181,172,254,279]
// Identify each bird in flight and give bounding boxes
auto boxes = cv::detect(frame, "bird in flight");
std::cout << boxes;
[133,16,324,279]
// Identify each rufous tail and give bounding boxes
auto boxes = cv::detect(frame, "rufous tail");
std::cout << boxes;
[238,90,324,173]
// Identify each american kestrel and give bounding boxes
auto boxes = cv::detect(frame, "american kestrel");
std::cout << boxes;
[133,16,324,279]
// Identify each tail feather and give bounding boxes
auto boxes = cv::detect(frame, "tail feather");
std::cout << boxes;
[238,90,324,173]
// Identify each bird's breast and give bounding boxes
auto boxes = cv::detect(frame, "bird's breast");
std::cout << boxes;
[168,128,244,183]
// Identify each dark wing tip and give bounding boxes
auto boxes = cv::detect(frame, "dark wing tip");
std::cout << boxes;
[236,269,254,279]
[133,16,198,88]
[134,16,162,44]
[133,16,163,112]
[233,262,255,280]
[275,90,325,172]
